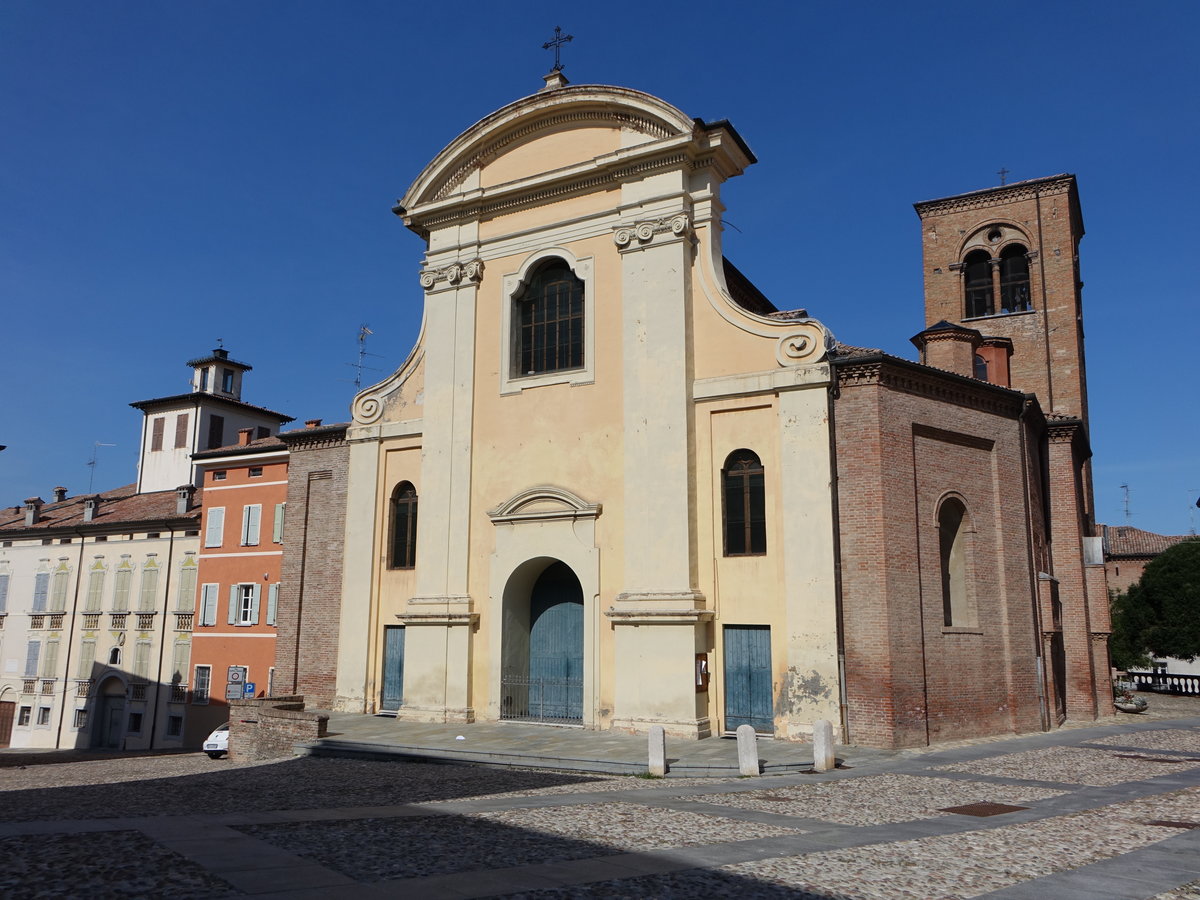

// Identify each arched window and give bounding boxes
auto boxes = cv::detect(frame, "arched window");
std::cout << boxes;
[973,354,988,381]
[938,498,973,626]
[999,244,1031,313]
[388,482,418,569]
[512,259,585,377]
[963,250,993,318]
[722,450,766,556]
[108,647,121,666]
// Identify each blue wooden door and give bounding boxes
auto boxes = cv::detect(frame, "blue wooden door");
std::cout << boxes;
[724,625,773,733]
[381,626,405,712]
[528,562,583,720]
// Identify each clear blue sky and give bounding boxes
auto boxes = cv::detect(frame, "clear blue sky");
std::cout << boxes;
[2,1,1197,535]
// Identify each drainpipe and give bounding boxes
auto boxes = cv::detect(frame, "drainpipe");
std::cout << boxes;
[54,529,88,748]
[826,365,851,743]
[147,524,176,749]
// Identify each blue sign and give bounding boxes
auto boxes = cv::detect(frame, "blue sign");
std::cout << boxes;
[242,682,256,698]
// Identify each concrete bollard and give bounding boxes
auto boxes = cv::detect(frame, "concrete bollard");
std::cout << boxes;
[736,724,759,776]
[812,718,835,772]
[648,725,667,777]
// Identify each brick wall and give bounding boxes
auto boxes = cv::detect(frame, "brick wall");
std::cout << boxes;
[834,357,1044,748]
[275,426,349,708]
[227,695,328,760]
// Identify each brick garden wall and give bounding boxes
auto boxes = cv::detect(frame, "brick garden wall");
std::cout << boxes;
[227,695,328,761]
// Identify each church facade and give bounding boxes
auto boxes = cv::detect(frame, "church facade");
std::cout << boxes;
[297,76,1112,748]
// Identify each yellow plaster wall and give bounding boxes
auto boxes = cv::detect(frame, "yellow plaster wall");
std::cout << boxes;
[479,126,622,189]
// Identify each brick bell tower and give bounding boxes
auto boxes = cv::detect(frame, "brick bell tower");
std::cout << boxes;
[913,174,1089,427]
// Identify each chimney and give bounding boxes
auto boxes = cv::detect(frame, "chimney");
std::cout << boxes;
[305,418,323,428]
[24,497,43,527]
[83,496,101,523]
[237,427,253,446]
[214,347,228,359]
[911,321,982,379]
[176,484,196,515]
[52,486,67,503]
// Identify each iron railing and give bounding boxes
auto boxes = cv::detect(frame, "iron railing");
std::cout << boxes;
[499,671,582,724]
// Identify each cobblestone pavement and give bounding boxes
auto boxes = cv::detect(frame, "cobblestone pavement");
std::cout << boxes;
[2,701,1199,899]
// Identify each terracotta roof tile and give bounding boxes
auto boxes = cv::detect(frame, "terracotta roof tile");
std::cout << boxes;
[1103,525,1194,558]
[0,484,202,534]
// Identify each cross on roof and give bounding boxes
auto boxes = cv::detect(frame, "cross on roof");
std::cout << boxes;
[542,25,573,71]
[997,167,1010,186]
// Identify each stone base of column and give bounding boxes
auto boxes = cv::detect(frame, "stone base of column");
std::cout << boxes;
[611,716,712,741]
[392,704,476,724]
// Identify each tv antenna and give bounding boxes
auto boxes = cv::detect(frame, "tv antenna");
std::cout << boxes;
[87,442,116,493]
[1120,484,1131,522]
[346,325,383,391]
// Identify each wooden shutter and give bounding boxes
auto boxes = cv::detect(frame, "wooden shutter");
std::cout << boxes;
[266,583,279,626]
[0,573,8,614]
[174,413,189,449]
[50,571,69,611]
[133,641,150,680]
[42,640,59,678]
[138,565,159,611]
[77,639,96,679]
[24,641,40,677]
[249,584,261,625]
[207,414,224,450]
[228,585,239,625]
[85,571,104,611]
[175,564,197,611]
[112,568,131,611]
[200,584,219,626]
[205,508,225,548]
[273,503,285,543]
[171,642,190,683]
[32,573,49,612]
[151,417,164,451]
[242,505,261,546]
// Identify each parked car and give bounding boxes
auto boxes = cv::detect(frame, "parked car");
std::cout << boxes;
[204,722,230,759]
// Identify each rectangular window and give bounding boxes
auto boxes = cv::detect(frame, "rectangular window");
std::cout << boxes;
[0,572,8,613]
[266,583,279,626]
[200,368,209,391]
[273,503,286,543]
[175,563,197,611]
[32,572,49,612]
[138,565,159,612]
[166,714,183,737]
[18,706,31,726]
[37,707,51,726]
[221,368,234,392]
[42,640,59,678]
[133,641,150,681]
[151,417,165,451]
[73,709,88,729]
[240,504,262,546]
[207,414,224,450]
[232,584,260,625]
[171,641,190,684]
[212,470,227,482]
[127,712,143,734]
[249,466,263,478]
[199,583,219,626]
[112,567,132,611]
[193,665,211,704]
[77,639,96,679]
[50,571,69,612]
[174,413,190,449]
[204,508,225,548]
[85,569,104,612]
[24,641,40,678]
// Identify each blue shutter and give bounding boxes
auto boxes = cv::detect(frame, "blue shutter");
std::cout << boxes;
[24,641,40,678]
[32,573,49,612]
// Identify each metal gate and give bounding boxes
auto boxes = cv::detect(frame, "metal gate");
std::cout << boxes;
[724,624,773,734]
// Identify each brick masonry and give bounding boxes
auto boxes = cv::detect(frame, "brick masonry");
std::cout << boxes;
[275,425,350,708]
[227,695,328,760]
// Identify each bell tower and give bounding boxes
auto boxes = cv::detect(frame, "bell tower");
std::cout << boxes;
[914,174,1088,426]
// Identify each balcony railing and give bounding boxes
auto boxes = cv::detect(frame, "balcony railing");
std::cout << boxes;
[169,684,188,703]
[41,679,55,695]
[82,613,101,630]
[49,613,64,630]
[76,680,93,698]
[21,679,36,694]
[136,613,156,631]
[29,615,44,630]
[130,684,147,701]
[110,613,127,631]
[1129,671,1200,696]
[174,612,193,632]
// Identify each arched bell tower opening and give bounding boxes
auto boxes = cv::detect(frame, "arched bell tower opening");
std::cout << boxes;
[500,558,584,724]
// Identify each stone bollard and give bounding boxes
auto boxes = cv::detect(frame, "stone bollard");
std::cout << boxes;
[812,718,835,772]
[736,724,759,776]
[648,725,667,777]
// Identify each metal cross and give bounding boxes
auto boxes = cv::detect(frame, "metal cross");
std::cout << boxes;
[997,167,1010,186]
[542,26,573,71]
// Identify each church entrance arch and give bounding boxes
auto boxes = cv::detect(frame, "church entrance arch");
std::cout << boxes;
[500,560,584,724]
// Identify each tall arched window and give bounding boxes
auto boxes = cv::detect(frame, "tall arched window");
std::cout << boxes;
[389,482,418,569]
[963,250,993,318]
[938,498,973,626]
[999,244,1031,313]
[512,259,585,377]
[722,450,766,556]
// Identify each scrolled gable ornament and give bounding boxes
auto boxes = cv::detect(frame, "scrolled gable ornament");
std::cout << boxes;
[419,258,485,291]
[774,321,827,367]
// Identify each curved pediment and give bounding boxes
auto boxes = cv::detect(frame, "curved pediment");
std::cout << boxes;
[401,85,695,210]
[487,485,602,524]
